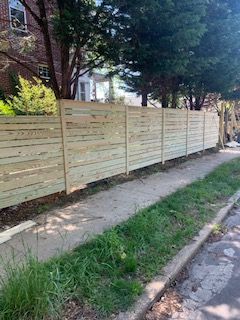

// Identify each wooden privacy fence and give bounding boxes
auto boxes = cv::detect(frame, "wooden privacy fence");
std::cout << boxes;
[0,100,219,210]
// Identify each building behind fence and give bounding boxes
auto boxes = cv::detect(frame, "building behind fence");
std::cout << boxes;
[0,100,219,210]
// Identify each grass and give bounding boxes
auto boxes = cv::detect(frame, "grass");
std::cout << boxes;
[1,158,240,319]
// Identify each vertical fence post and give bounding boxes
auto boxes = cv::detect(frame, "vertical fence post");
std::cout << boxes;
[203,111,206,152]
[186,108,189,157]
[230,105,235,139]
[219,103,225,148]
[162,108,166,164]
[125,105,129,175]
[59,100,71,194]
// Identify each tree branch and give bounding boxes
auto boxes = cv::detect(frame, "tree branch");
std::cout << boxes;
[18,0,42,25]
[0,17,41,32]
[0,51,39,78]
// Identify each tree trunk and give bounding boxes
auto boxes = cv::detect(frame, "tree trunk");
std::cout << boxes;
[200,95,206,110]
[141,90,148,107]
[195,96,202,111]
[224,109,229,143]
[109,77,115,102]
[60,45,71,99]
[36,0,61,98]
[162,93,168,108]
[171,91,178,108]
[189,94,194,110]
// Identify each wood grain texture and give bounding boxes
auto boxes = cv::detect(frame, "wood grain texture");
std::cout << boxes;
[0,116,65,209]
[0,101,219,210]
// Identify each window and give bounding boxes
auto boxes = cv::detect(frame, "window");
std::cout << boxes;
[76,82,89,101]
[80,83,86,101]
[9,0,27,32]
[38,65,50,80]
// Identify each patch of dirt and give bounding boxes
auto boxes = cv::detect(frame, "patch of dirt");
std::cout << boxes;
[62,300,99,320]
[0,148,218,231]
[208,232,226,243]
[145,266,191,320]
[174,268,189,285]
[208,225,228,243]
[145,289,183,320]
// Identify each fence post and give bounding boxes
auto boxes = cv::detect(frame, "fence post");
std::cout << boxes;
[203,111,206,152]
[59,100,71,194]
[219,103,225,148]
[162,108,166,164]
[186,108,189,157]
[125,105,129,175]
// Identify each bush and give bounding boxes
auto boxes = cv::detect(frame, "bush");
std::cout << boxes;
[0,100,15,116]
[9,76,58,115]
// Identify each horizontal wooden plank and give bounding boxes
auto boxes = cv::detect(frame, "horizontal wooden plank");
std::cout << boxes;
[0,177,64,199]
[0,116,60,123]
[129,143,162,154]
[129,157,161,171]
[0,180,65,210]
[0,123,61,130]
[66,131,125,140]
[0,168,64,192]
[0,129,62,141]
[0,137,62,148]
[129,149,162,162]
[68,151,125,168]
[69,157,125,175]
[61,99,126,111]
[0,157,63,175]
[0,105,219,210]
[66,140,125,149]
[71,167,125,188]
[0,144,62,159]
[64,115,125,124]
[0,150,63,165]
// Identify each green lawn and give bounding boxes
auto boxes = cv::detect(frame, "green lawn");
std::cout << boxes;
[1,158,240,320]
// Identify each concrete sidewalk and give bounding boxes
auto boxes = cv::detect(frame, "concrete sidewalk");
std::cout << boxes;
[1,149,240,265]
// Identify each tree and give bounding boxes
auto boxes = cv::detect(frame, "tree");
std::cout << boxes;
[183,0,240,110]
[110,0,207,106]
[0,0,120,99]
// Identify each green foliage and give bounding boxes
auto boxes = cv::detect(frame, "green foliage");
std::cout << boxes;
[1,159,240,319]
[0,256,65,320]
[51,0,121,98]
[110,0,208,106]
[9,76,57,115]
[4,1,240,103]
[108,0,240,107]
[184,0,240,108]
[212,224,227,236]
[0,100,15,115]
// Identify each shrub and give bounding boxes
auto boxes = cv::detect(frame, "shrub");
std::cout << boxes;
[0,100,15,115]
[9,76,58,115]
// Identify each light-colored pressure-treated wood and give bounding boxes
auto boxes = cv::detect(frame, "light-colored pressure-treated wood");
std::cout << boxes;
[0,100,219,210]
[61,100,126,191]
[0,116,65,209]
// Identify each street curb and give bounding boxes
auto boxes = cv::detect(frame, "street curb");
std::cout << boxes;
[115,190,240,320]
